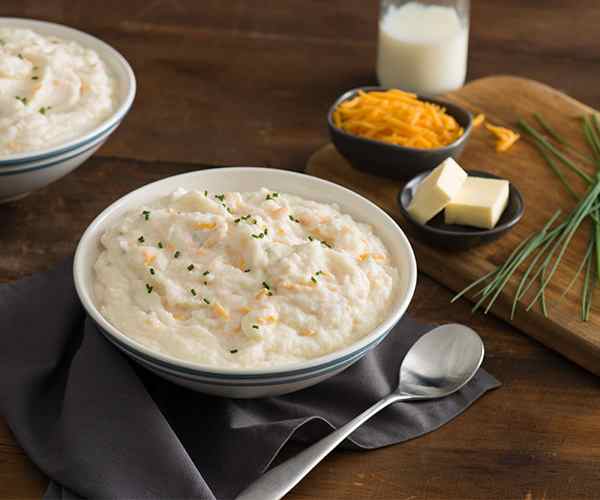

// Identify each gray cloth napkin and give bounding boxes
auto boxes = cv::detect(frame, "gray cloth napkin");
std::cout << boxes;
[0,258,500,500]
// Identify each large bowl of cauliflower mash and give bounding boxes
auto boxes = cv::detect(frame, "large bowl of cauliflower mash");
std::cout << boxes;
[74,168,417,398]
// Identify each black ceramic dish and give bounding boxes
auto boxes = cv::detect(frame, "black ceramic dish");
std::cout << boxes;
[327,86,473,181]
[398,170,524,250]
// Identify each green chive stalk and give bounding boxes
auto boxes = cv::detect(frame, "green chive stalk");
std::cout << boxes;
[533,113,594,165]
[454,114,600,321]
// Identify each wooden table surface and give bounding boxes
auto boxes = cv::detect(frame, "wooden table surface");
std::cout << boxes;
[2,1,600,499]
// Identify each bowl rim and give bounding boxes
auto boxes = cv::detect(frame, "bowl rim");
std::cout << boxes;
[0,17,136,165]
[398,169,525,237]
[327,85,473,154]
[73,167,418,378]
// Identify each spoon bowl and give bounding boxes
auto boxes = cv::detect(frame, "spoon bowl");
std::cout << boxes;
[398,324,484,398]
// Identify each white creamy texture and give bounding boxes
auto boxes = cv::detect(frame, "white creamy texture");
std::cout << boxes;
[0,28,117,156]
[94,188,398,368]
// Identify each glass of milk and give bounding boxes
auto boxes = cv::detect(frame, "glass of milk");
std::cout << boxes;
[377,0,470,96]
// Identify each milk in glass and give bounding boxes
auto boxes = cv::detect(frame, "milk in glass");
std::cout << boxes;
[377,1,469,95]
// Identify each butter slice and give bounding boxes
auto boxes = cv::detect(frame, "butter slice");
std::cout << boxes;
[407,158,468,225]
[444,177,510,229]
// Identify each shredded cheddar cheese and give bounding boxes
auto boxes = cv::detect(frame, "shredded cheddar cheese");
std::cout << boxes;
[332,88,464,149]
[194,222,217,231]
[485,123,520,152]
[212,302,230,320]
[358,253,386,262]
[257,315,277,325]
[472,113,485,127]
[143,251,156,266]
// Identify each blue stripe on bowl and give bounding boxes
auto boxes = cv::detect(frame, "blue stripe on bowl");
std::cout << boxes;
[0,122,119,176]
[0,107,128,167]
[125,346,365,387]
[93,320,392,383]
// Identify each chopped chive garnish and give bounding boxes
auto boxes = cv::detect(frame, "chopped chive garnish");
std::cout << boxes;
[316,270,323,276]
[149,268,155,275]
[17,53,23,59]
[262,281,271,290]
[146,284,153,293]
[234,218,241,223]
[15,96,27,105]
[215,194,225,202]
[229,349,238,354]
[187,264,194,271]
[252,324,259,329]
[202,270,210,276]
[138,235,145,243]
[308,236,314,241]
[203,281,208,285]
[191,288,197,296]
[265,192,279,201]
[239,214,257,224]
[31,75,38,80]
[251,229,268,239]
[288,215,300,223]
[174,251,180,258]
[203,297,210,304]
[321,241,333,249]
[158,241,164,249]
[142,210,150,220]
[204,190,208,197]
[244,269,251,273]
[311,276,317,284]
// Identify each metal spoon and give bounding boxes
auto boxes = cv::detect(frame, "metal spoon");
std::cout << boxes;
[235,323,485,500]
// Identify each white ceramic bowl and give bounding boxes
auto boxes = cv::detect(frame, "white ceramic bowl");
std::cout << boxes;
[0,18,136,203]
[74,168,417,398]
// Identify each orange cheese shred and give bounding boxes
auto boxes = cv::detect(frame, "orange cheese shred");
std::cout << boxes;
[143,251,156,266]
[485,123,520,152]
[332,88,464,149]
[212,302,230,320]
[194,222,216,231]
[472,113,485,127]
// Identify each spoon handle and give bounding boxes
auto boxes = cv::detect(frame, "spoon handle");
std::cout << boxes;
[235,392,413,500]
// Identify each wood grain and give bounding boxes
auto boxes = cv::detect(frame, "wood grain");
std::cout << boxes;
[307,76,600,376]
[3,1,600,499]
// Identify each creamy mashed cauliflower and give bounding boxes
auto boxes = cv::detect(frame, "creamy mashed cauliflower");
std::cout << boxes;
[94,188,398,368]
[0,28,117,156]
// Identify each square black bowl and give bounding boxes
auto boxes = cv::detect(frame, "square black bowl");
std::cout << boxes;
[328,86,473,181]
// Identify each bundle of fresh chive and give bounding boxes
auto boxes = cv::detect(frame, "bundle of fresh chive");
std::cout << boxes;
[452,112,600,321]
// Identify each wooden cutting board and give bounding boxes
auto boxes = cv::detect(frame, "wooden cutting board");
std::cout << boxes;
[306,75,600,375]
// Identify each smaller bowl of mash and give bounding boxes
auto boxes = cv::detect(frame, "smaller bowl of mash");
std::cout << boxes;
[74,168,417,398]
[0,18,136,202]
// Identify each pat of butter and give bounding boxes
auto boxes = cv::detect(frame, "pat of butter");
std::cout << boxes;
[444,177,510,229]
[407,158,468,224]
